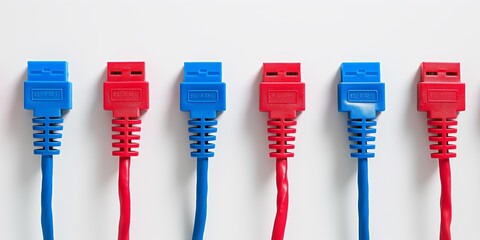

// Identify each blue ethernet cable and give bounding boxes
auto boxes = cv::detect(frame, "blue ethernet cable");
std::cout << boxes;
[24,61,72,240]
[338,62,385,240]
[180,62,226,240]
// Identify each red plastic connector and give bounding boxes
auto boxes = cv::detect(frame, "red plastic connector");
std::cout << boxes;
[103,62,149,158]
[260,63,305,119]
[418,62,465,119]
[104,62,149,118]
[260,63,305,159]
[418,62,465,160]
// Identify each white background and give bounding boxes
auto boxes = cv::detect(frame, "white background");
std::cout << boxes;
[1,0,480,239]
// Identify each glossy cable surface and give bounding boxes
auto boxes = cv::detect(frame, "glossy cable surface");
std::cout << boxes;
[272,158,289,240]
[358,158,370,240]
[439,158,452,240]
[118,156,131,240]
[41,155,54,240]
[192,157,209,240]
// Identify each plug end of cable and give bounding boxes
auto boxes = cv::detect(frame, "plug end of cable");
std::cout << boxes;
[338,62,385,119]
[24,61,71,156]
[260,63,305,119]
[338,63,384,160]
[418,62,465,119]
[180,62,226,119]
[24,61,72,118]
[104,62,149,118]
[180,62,225,159]
[104,62,149,158]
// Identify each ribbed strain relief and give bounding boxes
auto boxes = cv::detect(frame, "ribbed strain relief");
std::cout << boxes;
[32,116,64,155]
[267,118,297,159]
[112,117,141,157]
[188,118,217,158]
[347,118,377,159]
[427,118,457,159]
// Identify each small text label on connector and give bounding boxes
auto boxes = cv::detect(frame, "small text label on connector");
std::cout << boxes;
[188,90,218,103]
[428,90,458,102]
[268,90,298,104]
[31,89,63,101]
[347,90,378,103]
[111,89,141,101]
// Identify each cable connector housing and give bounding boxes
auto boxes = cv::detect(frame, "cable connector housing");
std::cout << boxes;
[24,61,72,118]
[418,62,465,119]
[180,62,226,119]
[260,63,305,119]
[338,62,385,159]
[104,62,149,118]
[24,61,72,156]
[418,62,465,160]
[180,62,226,159]
[260,63,305,159]
[338,62,385,120]
[103,62,149,158]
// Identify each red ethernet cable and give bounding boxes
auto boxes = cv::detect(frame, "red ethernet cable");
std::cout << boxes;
[418,62,465,240]
[260,63,305,240]
[104,62,149,240]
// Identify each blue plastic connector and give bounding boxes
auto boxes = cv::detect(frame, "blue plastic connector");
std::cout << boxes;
[24,61,72,118]
[24,61,72,156]
[180,62,226,159]
[180,62,226,119]
[338,62,385,159]
[338,62,385,120]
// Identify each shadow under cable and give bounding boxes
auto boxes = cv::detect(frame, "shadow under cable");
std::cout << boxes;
[406,68,437,239]
[10,70,38,240]
[169,68,196,239]
[325,68,357,240]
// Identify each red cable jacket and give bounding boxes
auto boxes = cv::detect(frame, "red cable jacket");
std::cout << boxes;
[118,156,131,240]
[272,158,289,240]
[439,158,452,240]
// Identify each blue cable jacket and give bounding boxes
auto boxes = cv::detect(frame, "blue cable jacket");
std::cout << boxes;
[358,158,369,240]
[192,157,208,240]
[41,155,54,240]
